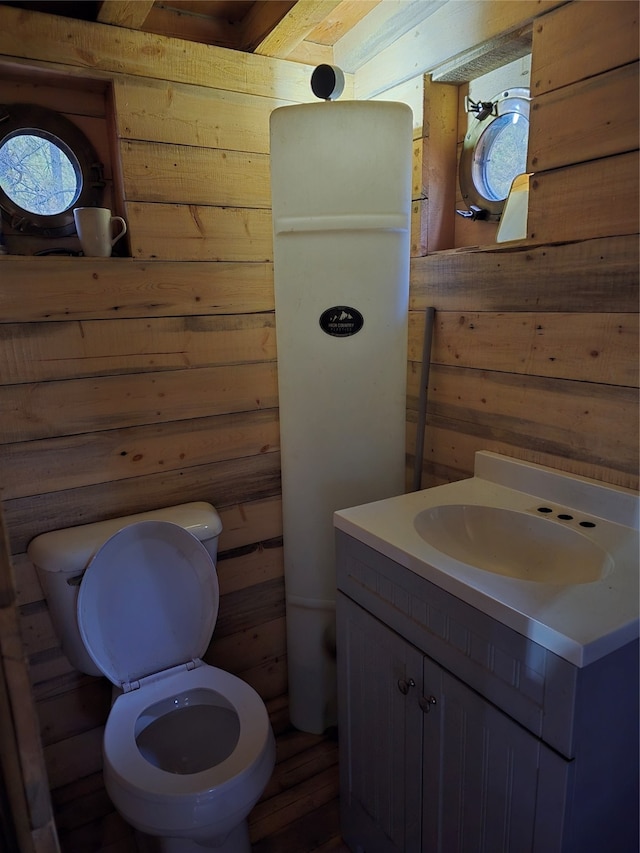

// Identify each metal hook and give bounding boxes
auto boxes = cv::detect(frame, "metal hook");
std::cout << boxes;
[464,96,498,121]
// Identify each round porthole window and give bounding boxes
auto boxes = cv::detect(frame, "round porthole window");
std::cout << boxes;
[0,104,104,236]
[459,87,530,221]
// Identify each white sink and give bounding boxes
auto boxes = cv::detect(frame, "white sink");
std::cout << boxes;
[334,451,639,667]
[414,504,613,584]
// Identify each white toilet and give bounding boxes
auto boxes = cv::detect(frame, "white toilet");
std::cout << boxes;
[28,502,276,853]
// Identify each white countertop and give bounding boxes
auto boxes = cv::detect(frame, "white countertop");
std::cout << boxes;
[334,452,639,667]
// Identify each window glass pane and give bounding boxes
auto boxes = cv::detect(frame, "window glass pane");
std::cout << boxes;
[482,113,529,201]
[471,112,529,203]
[0,132,80,215]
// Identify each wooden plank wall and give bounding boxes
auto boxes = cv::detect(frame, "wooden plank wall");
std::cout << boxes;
[0,5,331,849]
[0,505,60,853]
[408,0,639,492]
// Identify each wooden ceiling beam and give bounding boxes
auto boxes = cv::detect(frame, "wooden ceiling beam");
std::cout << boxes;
[253,0,343,59]
[140,4,240,48]
[237,1,297,52]
[97,0,156,29]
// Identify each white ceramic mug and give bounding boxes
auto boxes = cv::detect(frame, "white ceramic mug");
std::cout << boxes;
[73,207,127,257]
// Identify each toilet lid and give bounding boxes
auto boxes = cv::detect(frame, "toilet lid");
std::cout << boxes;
[77,521,219,688]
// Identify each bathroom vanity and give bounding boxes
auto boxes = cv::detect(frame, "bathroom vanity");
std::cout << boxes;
[334,453,639,853]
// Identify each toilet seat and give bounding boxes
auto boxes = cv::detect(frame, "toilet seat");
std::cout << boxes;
[77,520,219,689]
[104,662,272,797]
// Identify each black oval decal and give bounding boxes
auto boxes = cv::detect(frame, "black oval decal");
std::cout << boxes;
[319,306,364,337]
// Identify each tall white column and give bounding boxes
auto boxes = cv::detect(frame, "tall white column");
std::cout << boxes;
[270,100,412,733]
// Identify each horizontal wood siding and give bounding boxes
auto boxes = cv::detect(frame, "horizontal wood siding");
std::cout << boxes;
[0,4,318,101]
[120,140,272,207]
[0,411,279,500]
[408,311,638,386]
[0,7,302,850]
[409,2,640,492]
[113,76,288,154]
[0,314,277,384]
[408,361,638,484]
[127,202,273,260]
[0,259,275,321]
[527,4,639,244]
[528,62,639,173]
[410,235,639,312]
[530,0,639,97]
[1,361,278,442]
[528,151,639,243]
[408,240,639,490]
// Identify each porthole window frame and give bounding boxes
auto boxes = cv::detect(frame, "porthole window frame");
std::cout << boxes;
[459,87,531,221]
[0,103,104,237]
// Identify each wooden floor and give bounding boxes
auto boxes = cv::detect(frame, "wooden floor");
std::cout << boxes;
[249,695,349,853]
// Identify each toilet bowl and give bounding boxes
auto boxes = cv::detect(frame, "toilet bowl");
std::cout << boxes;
[104,664,275,851]
[28,505,276,853]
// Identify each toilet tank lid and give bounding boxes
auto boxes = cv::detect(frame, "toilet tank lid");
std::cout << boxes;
[27,502,222,574]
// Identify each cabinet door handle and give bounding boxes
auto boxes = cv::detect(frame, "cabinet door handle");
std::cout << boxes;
[397,678,416,695]
[419,695,437,713]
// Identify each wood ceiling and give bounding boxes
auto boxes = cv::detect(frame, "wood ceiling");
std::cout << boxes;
[0,0,448,70]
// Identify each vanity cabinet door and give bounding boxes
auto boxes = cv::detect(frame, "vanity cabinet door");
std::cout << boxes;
[337,594,424,853]
[421,655,560,853]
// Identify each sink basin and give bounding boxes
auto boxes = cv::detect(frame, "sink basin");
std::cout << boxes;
[336,451,638,665]
[414,504,613,584]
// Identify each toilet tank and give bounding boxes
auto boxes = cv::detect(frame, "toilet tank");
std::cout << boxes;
[27,502,222,676]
